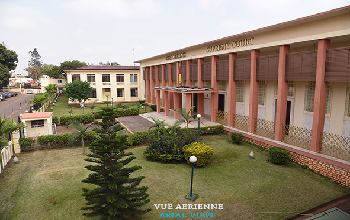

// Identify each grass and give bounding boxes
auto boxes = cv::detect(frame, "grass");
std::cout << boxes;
[1,134,349,220]
[50,95,154,118]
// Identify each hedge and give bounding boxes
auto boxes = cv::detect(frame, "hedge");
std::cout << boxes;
[19,137,35,152]
[94,107,140,119]
[60,113,95,125]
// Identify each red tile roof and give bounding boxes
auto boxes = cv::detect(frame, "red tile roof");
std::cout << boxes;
[75,65,140,70]
[21,112,53,119]
[135,5,350,63]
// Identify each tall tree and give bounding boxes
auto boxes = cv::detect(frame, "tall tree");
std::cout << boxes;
[82,107,151,219]
[65,80,92,107]
[28,48,42,68]
[27,48,43,81]
[0,43,18,89]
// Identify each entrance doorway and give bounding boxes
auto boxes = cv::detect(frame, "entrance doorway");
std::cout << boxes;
[218,94,225,111]
[274,98,293,133]
[192,93,198,113]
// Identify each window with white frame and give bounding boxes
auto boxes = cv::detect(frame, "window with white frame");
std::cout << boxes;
[130,74,137,83]
[236,80,244,103]
[102,74,110,82]
[89,89,97,98]
[117,88,123,97]
[58,79,63,83]
[87,74,95,83]
[116,74,124,84]
[258,81,266,106]
[130,88,138,97]
[72,74,80,81]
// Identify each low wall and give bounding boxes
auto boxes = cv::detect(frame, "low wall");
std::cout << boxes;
[224,127,350,188]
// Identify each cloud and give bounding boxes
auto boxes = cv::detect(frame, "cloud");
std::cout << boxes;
[0,2,53,30]
[198,0,223,9]
[62,0,162,20]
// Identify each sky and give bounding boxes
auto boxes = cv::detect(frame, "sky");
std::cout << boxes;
[0,0,349,75]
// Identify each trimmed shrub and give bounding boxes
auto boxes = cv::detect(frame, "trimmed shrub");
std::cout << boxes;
[19,137,35,152]
[127,131,148,146]
[269,147,290,165]
[94,107,139,119]
[188,125,223,136]
[230,132,243,144]
[183,142,214,167]
[143,127,198,163]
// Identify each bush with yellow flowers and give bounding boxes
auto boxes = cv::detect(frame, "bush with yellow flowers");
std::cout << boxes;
[183,142,213,167]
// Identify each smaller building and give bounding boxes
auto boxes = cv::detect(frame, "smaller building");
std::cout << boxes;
[65,65,141,104]
[20,112,54,138]
[40,77,66,93]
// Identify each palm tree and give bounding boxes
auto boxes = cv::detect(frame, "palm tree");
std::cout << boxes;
[175,106,197,128]
[69,121,91,154]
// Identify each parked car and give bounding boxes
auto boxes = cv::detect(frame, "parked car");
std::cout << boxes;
[0,93,4,100]
[0,94,2,101]
[2,93,8,98]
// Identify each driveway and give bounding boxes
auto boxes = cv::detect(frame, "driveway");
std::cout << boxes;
[0,94,34,120]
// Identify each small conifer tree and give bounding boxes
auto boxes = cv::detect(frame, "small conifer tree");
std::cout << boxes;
[82,107,151,219]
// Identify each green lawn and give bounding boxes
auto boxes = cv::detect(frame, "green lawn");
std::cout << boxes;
[50,95,153,118]
[1,134,349,220]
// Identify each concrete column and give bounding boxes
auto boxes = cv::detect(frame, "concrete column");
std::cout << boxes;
[211,56,219,122]
[150,66,154,104]
[228,53,237,127]
[162,64,167,113]
[174,92,182,120]
[275,45,290,141]
[186,93,192,116]
[156,90,161,113]
[162,64,166,86]
[156,66,160,87]
[248,49,260,133]
[311,39,330,152]
[176,62,180,87]
[186,60,192,87]
[197,58,204,116]
[145,67,150,103]
[168,63,174,109]
[164,91,169,116]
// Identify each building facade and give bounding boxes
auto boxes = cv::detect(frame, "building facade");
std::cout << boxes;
[137,6,350,165]
[65,65,141,104]
[40,77,66,93]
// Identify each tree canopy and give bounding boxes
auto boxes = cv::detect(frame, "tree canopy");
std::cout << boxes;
[0,43,18,88]
[65,80,92,104]
[0,43,18,71]
[60,60,86,71]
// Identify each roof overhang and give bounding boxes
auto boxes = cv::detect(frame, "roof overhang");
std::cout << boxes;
[154,86,215,93]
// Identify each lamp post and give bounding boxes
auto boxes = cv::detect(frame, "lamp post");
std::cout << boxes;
[197,114,202,141]
[111,97,114,108]
[187,156,197,200]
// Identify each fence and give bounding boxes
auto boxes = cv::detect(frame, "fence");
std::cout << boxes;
[1,143,13,174]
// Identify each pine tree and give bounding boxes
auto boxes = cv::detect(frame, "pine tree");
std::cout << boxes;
[81,107,151,219]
